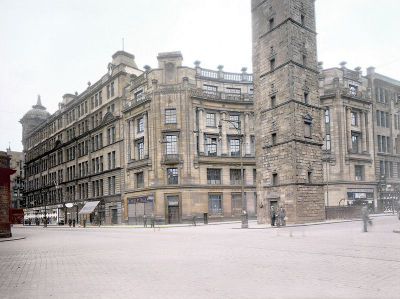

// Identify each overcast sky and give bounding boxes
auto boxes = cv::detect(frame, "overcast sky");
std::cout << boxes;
[1,0,400,152]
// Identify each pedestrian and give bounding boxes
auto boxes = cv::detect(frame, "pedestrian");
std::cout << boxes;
[270,206,276,226]
[192,215,197,226]
[72,219,76,227]
[150,214,155,228]
[143,215,148,228]
[83,219,86,228]
[279,206,287,226]
[68,218,72,227]
[361,204,371,232]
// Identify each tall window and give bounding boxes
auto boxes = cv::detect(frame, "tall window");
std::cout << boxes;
[136,172,144,188]
[272,133,277,145]
[208,194,223,215]
[107,151,115,169]
[165,135,178,154]
[231,193,242,215]
[271,95,276,108]
[355,165,364,181]
[137,140,144,160]
[352,133,360,154]
[207,169,221,185]
[167,168,178,185]
[325,108,331,151]
[351,111,358,126]
[137,117,144,133]
[205,136,218,156]
[269,18,274,30]
[230,169,243,185]
[206,113,216,127]
[304,121,312,138]
[165,109,177,124]
[270,58,276,71]
[272,173,278,186]
[229,138,241,157]
[107,127,116,144]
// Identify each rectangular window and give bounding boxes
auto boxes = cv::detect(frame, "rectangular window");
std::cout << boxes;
[229,138,241,157]
[137,117,144,133]
[301,14,305,26]
[270,58,276,71]
[205,136,218,156]
[352,133,360,154]
[208,194,223,215]
[206,113,216,127]
[207,169,221,185]
[165,135,178,155]
[203,84,218,94]
[304,92,309,104]
[349,84,358,96]
[137,140,144,160]
[110,82,115,97]
[307,171,312,183]
[271,95,276,108]
[230,169,243,185]
[351,112,358,126]
[136,172,144,188]
[231,193,242,216]
[229,114,240,129]
[272,173,278,186]
[226,87,241,95]
[380,160,385,177]
[272,133,277,145]
[167,168,178,185]
[269,18,274,30]
[165,108,177,124]
[355,165,364,181]
[389,161,394,178]
[325,134,331,151]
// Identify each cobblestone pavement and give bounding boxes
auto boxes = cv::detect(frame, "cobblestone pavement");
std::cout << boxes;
[1,216,399,299]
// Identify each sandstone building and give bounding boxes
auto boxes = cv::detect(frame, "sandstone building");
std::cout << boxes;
[21,51,257,225]
[252,0,325,223]
[319,64,376,208]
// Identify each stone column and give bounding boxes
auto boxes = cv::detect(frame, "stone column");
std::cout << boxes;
[198,108,205,154]
[143,112,149,158]
[244,113,251,156]
[346,107,352,152]
[360,111,367,152]
[221,111,228,156]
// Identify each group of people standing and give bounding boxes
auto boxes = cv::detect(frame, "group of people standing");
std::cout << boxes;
[270,206,287,227]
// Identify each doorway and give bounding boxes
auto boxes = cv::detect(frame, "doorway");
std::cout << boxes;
[167,195,180,224]
[111,208,118,224]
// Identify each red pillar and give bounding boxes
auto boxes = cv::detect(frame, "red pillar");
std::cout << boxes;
[0,152,16,238]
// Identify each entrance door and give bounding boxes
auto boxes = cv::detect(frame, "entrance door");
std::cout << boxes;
[167,195,180,224]
[111,209,118,224]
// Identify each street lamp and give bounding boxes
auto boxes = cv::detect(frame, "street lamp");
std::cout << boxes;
[218,118,248,229]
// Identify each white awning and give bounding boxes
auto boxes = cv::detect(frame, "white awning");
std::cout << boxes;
[78,201,100,215]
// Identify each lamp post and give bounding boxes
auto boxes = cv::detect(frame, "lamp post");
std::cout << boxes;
[218,118,248,229]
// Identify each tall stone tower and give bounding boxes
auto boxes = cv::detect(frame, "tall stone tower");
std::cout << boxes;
[252,0,325,223]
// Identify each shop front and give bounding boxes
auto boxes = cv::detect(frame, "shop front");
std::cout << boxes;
[127,195,154,225]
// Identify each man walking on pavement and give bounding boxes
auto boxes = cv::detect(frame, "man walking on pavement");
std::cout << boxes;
[361,204,371,232]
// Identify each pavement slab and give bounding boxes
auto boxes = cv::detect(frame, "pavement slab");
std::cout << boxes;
[0,216,399,299]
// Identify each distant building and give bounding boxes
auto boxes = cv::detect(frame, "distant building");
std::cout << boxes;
[6,148,24,208]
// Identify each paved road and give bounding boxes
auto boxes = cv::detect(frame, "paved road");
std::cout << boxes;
[1,216,399,299]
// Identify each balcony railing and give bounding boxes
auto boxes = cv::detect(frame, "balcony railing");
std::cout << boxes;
[341,88,370,101]
[191,89,253,102]
[123,94,149,110]
[196,67,253,82]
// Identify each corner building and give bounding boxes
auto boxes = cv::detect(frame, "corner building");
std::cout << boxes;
[122,52,256,224]
[252,0,325,223]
